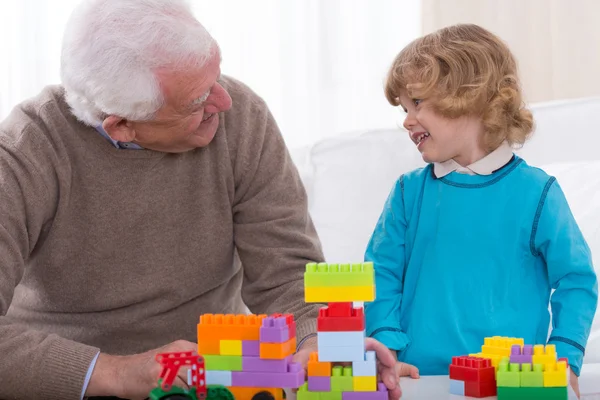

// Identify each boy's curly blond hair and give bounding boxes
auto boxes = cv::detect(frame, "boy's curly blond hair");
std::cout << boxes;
[385,24,534,152]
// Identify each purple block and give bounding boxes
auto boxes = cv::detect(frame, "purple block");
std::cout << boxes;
[231,361,305,388]
[242,340,260,356]
[308,376,331,391]
[260,316,291,343]
[242,355,292,372]
[509,344,533,364]
[342,383,388,399]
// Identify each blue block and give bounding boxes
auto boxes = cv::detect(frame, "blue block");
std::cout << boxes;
[318,344,365,362]
[317,331,365,347]
[449,379,465,396]
[352,351,376,376]
[206,370,232,386]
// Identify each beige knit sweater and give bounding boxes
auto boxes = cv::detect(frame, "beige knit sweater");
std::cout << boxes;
[0,76,324,400]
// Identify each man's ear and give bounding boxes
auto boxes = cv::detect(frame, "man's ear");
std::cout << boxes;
[102,116,136,142]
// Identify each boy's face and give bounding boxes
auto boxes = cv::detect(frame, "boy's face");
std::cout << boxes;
[398,91,485,166]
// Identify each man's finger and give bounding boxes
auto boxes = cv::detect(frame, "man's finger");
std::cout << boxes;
[365,338,396,369]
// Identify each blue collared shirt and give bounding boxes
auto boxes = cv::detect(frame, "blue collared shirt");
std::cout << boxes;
[95,125,144,149]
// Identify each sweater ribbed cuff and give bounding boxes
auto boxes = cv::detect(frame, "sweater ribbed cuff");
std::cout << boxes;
[296,317,318,349]
[38,336,100,400]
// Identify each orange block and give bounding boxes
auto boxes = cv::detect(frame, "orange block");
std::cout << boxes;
[227,386,283,400]
[198,338,221,355]
[260,337,296,359]
[197,314,266,341]
[308,351,332,376]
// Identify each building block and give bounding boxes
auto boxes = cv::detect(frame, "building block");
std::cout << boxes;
[341,383,388,399]
[496,358,521,387]
[318,331,365,348]
[470,336,525,369]
[510,344,533,364]
[464,379,497,397]
[318,344,365,362]
[326,302,353,317]
[318,306,365,331]
[242,340,260,356]
[231,361,305,388]
[308,352,332,377]
[308,375,331,391]
[226,386,284,400]
[197,313,266,341]
[305,286,375,303]
[520,363,544,387]
[203,355,243,371]
[198,339,220,355]
[260,336,296,359]
[448,356,495,382]
[449,379,465,396]
[304,262,375,288]
[296,383,322,400]
[533,344,557,366]
[352,351,377,376]
[205,370,232,386]
[544,360,568,387]
[497,386,568,400]
[219,339,242,356]
[331,366,353,391]
[353,376,377,391]
[260,314,296,343]
[242,354,293,373]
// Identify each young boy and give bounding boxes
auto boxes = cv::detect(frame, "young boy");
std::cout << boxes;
[364,23,598,392]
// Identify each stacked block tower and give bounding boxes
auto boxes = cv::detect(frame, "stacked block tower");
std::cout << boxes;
[450,336,569,400]
[297,261,389,400]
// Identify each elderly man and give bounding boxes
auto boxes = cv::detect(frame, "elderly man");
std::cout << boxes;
[0,0,401,400]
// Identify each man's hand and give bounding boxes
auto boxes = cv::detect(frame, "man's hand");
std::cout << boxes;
[86,340,198,400]
[570,370,580,399]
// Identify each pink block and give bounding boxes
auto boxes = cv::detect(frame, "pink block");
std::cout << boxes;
[308,376,330,391]
[342,383,388,399]
[242,340,260,356]
[260,315,296,343]
[231,361,304,388]
[242,355,292,372]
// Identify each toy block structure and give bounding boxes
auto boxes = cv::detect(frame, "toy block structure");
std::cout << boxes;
[298,261,388,399]
[451,337,569,400]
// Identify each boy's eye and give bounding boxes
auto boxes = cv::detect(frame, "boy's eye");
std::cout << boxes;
[413,99,422,106]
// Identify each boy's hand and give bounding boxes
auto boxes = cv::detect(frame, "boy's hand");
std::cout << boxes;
[395,361,420,379]
[570,370,580,399]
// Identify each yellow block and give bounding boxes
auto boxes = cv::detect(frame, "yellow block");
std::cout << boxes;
[469,352,504,369]
[304,286,374,302]
[220,339,242,356]
[353,376,377,391]
[481,336,524,357]
[544,360,568,387]
[533,344,557,366]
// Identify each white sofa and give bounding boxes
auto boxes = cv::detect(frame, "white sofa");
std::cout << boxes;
[290,97,600,398]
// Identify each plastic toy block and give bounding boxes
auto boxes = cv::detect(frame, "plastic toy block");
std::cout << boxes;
[296,383,322,400]
[318,306,365,331]
[242,340,260,356]
[352,351,376,376]
[533,344,558,366]
[520,363,544,387]
[219,339,242,356]
[231,361,305,388]
[198,339,220,355]
[318,331,365,348]
[496,358,521,387]
[203,355,243,371]
[481,336,525,357]
[242,355,293,373]
[198,313,266,341]
[464,379,497,397]
[448,356,495,382]
[497,386,568,400]
[260,314,296,343]
[319,344,365,362]
[342,383,388,399]
[326,302,353,317]
[305,286,375,303]
[543,360,568,387]
[449,379,465,396]
[260,336,296,359]
[205,370,232,386]
[510,344,533,364]
[304,262,374,288]
[226,386,283,400]
[308,352,332,376]
[308,375,331,391]
[331,366,353,391]
[353,376,377,391]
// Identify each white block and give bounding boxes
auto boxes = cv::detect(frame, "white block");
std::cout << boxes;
[318,344,365,362]
[206,370,232,386]
[352,351,377,376]
[317,330,365,347]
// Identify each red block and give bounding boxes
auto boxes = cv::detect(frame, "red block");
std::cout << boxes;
[317,306,364,331]
[465,380,497,398]
[326,302,353,317]
[449,356,495,385]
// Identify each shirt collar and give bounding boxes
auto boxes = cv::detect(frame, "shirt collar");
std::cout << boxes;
[94,125,144,150]
[433,141,514,178]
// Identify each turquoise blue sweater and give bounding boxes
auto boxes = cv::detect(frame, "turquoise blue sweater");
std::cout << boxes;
[364,156,598,376]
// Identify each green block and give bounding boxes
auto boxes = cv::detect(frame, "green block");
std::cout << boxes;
[296,383,321,400]
[331,366,353,391]
[304,262,374,288]
[203,355,242,371]
[319,392,343,400]
[498,386,568,400]
[497,358,520,387]
[520,363,544,387]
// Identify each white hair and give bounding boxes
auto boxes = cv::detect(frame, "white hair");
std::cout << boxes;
[60,0,218,126]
